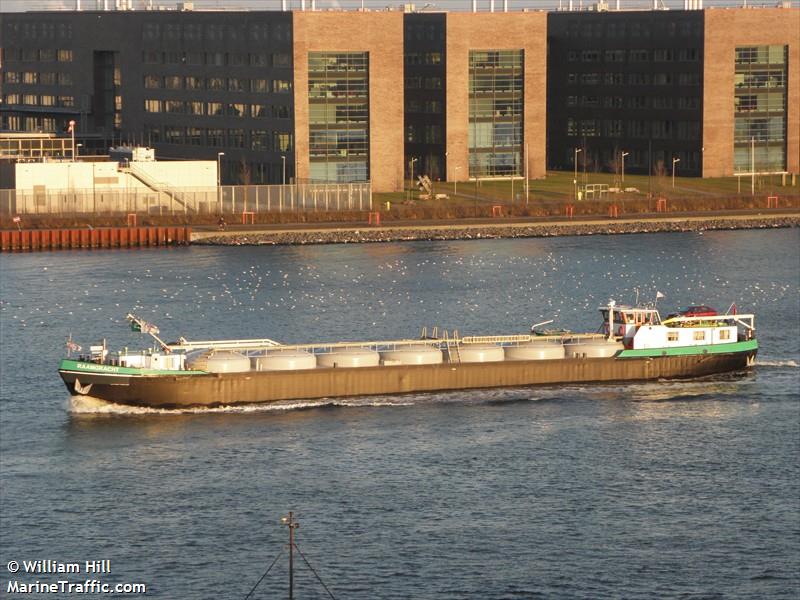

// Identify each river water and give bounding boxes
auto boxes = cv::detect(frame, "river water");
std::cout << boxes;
[1,229,798,599]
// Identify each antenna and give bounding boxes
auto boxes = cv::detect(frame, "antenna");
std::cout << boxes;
[281,512,300,599]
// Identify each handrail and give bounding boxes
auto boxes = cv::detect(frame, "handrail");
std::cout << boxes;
[662,313,755,326]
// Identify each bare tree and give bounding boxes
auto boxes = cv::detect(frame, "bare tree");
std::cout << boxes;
[239,159,251,186]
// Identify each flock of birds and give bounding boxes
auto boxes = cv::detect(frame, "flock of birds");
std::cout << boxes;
[1,236,794,350]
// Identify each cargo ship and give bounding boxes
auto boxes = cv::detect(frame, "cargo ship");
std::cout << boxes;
[58,302,758,409]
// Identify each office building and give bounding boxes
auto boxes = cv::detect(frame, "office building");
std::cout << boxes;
[0,4,797,192]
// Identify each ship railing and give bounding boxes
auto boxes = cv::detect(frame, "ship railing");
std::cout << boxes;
[167,330,617,355]
[252,339,445,355]
[169,337,283,351]
[661,313,755,329]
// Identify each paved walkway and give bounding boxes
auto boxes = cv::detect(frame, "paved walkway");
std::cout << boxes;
[191,209,800,241]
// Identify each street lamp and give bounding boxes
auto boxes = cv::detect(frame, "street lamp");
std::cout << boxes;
[410,157,418,192]
[574,147,582,201]
[68,119,76,161]
[217,152,225,212]
[76,143,83,157]
[281,155,286,185]
[217,152,225,187]
[621,151,629,183]
[454,166,461,196]
[672,157,680,189]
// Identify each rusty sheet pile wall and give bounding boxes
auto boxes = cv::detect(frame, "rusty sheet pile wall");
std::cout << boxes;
[0,226,191,251]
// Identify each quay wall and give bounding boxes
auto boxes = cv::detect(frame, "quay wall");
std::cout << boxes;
[192,215,800,246]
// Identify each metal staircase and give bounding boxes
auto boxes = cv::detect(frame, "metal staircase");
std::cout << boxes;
[121,163,194,212]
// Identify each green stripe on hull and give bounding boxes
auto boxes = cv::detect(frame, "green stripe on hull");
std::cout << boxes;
[617,339,758,358]
[58,359,206,376]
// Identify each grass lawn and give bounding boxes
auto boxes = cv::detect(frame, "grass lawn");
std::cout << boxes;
[375,170,799,207]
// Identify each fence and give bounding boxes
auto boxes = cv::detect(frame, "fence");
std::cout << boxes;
[0,182,372,217]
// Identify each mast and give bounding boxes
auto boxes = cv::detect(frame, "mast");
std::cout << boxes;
[281,511,300,599]
[607,300,616,340]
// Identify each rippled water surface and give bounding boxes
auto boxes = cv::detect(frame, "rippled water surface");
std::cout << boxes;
[1,229,798,599]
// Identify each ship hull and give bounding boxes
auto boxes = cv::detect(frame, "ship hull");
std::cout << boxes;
[60,344,757,409]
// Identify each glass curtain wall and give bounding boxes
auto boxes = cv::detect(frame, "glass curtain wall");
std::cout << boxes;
[308,52,369,182]
[468,50,523,178]
[734,45,787,173]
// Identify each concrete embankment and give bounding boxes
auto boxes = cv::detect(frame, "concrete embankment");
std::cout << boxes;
[192,214,800,246]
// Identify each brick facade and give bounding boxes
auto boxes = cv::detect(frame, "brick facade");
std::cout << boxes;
[445,12,548,183]
[292,12,405,192]
[703,8,800,176]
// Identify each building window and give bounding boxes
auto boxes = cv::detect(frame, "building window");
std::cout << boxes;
[228,78,245,92]
[273,105,290,119]
[164,76,182,90]
[165,100,184,114]
[230,53,247,67]
[468,49,524,178]
[251,130,269,151]
[207,77,225,91]
[57,49,72,62]
[308,51,369,183]
[229,129,245,148]
[251,79,268,93]
[274,131,293,153]
[273,80,291,93]
[186,127,203,145]
[227,103,246,117]
[734,45,788,172]
[4,71,19,83]
[273,53,291,67]
[251,104,268,118]
[250,53,269,67]
[207,52,225,66]
[207,128,224,146]
[144,99,162,113]
[164,126,184,144]
[185,76,203,90]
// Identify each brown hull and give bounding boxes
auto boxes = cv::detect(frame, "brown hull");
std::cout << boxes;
[60,349,756,409]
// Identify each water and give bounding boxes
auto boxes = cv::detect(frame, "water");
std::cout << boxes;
[1,229,798,599]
